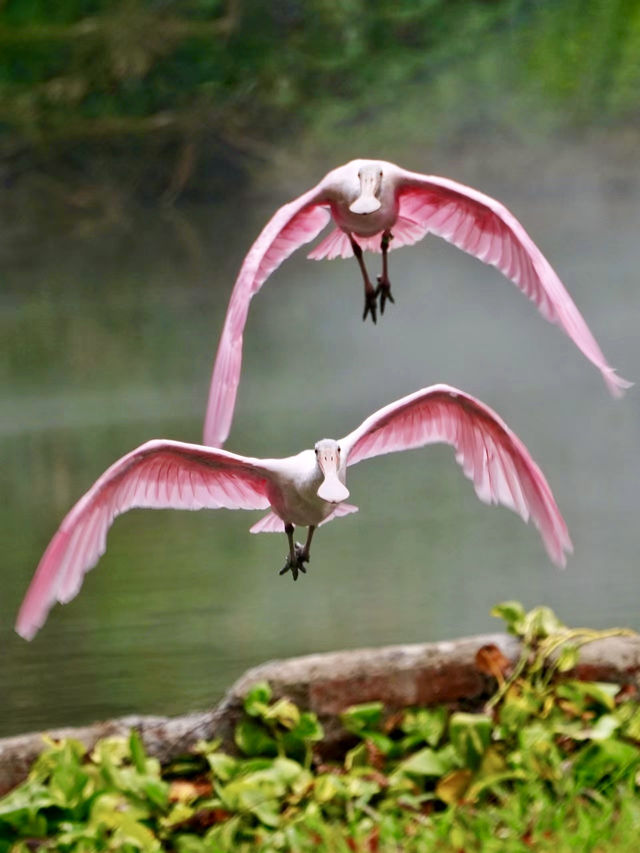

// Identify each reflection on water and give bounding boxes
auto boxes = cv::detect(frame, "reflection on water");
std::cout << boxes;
[1,148,639,737]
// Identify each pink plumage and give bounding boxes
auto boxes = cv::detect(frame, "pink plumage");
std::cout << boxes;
[16,441,272,640]
[203,158,629,448]
[341,384,572,569]
[17,385,571,640]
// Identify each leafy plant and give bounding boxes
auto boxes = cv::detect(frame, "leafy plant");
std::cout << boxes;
[1,602,639,851]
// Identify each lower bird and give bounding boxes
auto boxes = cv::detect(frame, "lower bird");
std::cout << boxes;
[16,385,572,640]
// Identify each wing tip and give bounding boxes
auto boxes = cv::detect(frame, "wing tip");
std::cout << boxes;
[15,611,40,641]
[603,367,633,399]
[551,536,573,570]
[202,417,229,449]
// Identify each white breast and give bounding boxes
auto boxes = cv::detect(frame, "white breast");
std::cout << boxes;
[263,450,337,527]
[326,161,399,238]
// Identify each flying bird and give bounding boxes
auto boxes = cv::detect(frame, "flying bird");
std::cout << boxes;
[16,385,571,640]
[203,157,629,448]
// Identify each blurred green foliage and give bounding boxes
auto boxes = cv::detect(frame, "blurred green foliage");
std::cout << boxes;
[2,603,640,851]
[1,0,639,164]
[0,0,638,243]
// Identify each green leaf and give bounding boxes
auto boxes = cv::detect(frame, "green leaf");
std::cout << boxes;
[401,707,447,748]
[219,758,302,826]
[263,697,300,730]
[160,802,196,830]
[365,731,396,755]
[0,782,53,831]
[90,794,160,851]
[522,606,565,641]
[313,773,345,804]
[142,777,169,810]
[291,711,324,743]
[466,769,528,801]
[391,746,452,779]
[234,719,278,757]
[621,706,640,741]
[555,643,580,672]
[49,763,91,810]
[491,601,527,636]
[206,752,239,781]
[252,798,282,828]
[175,835,209,853]
[343,774,381,804]
[129,730,147,775]
[449,713,492,771]
[435,769,473,804]
[340,702,384,735]
[243,681,273,717]
[557,681,618,712]
[206,814,241,849]
[344,742,368,771]
[573,739,640,787]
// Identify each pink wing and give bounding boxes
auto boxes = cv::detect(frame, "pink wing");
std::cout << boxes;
[392,170,630,398]
[340,385,572,568]
[249,502,359,533]
[16,440,272,640]
[203,184,332,447]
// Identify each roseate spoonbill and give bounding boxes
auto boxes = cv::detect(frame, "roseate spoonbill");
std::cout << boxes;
[16,385,571,640]
[203,158,629,448]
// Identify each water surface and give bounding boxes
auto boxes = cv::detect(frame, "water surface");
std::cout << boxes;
[2,147,638,737]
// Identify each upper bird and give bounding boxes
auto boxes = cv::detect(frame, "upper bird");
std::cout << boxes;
[16,384,571,640]
[203,158,629,448]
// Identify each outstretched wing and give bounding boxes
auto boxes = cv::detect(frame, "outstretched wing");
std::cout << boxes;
[204,183,332,447]
[16,440,272,640]
[340,385,572,568]
[392,168,629,398]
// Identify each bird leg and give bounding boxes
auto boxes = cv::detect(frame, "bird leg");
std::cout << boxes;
[279,524,315,581]
[350,235,378,324]
[376,230,395,314]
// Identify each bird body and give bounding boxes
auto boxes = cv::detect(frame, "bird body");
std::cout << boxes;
[16,384,572,640]
[262,447,345,528]
[203,158,629,449]
[324,159,398,235]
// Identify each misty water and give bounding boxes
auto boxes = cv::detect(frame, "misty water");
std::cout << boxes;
[2,142,639,738]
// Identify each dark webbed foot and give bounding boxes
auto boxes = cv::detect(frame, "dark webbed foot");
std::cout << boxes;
[375,276,395,314]
[362,287,378,324]
[279,543,310,581]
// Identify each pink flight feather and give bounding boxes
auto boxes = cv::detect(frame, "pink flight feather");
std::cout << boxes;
[17,385,571,640]
[16,440,271,640]
[203,160,628,449]
[340,384,572,569]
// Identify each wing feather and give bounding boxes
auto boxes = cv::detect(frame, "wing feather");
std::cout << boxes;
[203,184,331,447]
[340,384,572,568]
[16,440,272,639]
[394,171,629,397]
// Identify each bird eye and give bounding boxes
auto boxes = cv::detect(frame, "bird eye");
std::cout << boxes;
[315,448,318,455]
[337,445,341,452]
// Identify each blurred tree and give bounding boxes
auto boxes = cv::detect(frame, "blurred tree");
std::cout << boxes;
[0,0,638,236]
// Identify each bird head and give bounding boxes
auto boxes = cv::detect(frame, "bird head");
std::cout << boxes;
[349,164,384,215]
[314,439,350,503]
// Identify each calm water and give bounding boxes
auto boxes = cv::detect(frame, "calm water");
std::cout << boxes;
[2,145,639,737]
